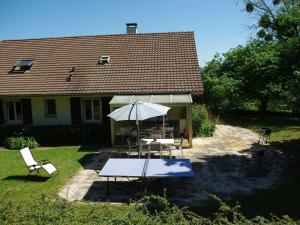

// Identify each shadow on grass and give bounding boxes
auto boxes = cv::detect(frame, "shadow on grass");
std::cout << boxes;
[77,145,105,152]
[220,113,300,130]
[2,175,50,182]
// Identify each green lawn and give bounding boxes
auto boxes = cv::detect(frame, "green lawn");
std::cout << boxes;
[0,146,94,202]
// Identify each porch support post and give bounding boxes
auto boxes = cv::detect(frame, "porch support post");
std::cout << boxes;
[110,104,115,146]
[186,104,193,148]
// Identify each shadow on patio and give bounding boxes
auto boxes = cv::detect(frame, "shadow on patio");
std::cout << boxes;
[59,138,287,207]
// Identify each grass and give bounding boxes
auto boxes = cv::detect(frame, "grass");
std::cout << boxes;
[217,114,300,219]
[0,146,95,202]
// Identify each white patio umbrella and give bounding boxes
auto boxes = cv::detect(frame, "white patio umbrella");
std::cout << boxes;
[107,101,170,142]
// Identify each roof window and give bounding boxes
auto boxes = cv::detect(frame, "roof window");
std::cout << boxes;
[11,60,34,73]
[98,56,110,65]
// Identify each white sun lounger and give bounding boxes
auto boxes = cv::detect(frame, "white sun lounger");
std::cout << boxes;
[20,147,57,176]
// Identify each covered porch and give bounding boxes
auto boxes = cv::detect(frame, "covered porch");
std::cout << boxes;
[109,94,193,148]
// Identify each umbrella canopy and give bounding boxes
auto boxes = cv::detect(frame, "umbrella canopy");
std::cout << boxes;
[107,101,170,121]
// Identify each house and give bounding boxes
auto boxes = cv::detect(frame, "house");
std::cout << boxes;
[0,24,203,147]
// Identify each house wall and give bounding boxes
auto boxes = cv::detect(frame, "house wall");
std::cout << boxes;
[31,96,71,125]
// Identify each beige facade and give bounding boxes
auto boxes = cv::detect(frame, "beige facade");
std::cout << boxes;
[31,96,71,125]
[0,95,107,126]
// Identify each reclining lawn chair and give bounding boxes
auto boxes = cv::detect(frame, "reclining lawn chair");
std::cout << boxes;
[20,147,57,176]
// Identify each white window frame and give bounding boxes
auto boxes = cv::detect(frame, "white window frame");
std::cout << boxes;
[81,98,102,123]
[4,100,23,124]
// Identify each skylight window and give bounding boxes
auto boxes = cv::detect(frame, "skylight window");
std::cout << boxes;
[98,56,110,65]
[11,60,34,73]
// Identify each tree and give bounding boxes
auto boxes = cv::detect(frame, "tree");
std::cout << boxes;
[201,54,242,112]
[278,37,300,111]
[244,0,300,41]
[202,41,281,113]
[238,41,281,113]
[202,0,300,114]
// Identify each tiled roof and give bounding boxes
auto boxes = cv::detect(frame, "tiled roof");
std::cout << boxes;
[0,32,203,96]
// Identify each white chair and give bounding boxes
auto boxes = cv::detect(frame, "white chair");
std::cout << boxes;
[170,137,184,158]
[20,147,57,176]
[165,127,174,139]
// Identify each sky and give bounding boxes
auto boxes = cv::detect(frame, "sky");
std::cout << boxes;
[0,0,256,66]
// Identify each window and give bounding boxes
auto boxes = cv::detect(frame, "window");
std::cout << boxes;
[98,56,110,65]
[5,100,22,122]
[11,60,34,73]
[44,99,57,116]
[82,99,102,122]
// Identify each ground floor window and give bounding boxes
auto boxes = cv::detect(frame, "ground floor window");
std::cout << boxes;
[44,99,57,117]
[82,99,102,122]
[5,100,22,122]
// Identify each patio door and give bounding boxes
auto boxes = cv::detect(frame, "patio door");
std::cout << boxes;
[5,100,23,123]
[82,99,102,123]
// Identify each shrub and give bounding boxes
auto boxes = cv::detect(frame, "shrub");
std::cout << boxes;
[192,104,216,137]
[3,136,39,150]
[200,120,216,137]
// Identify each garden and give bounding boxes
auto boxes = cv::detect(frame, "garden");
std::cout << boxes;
[0,0,300,224]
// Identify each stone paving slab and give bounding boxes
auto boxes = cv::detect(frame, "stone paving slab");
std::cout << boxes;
[59,125,287,205]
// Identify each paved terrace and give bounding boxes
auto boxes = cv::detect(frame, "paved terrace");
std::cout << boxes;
[59,125,287,205]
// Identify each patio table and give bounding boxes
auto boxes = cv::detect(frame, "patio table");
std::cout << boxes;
[139,138,174,158]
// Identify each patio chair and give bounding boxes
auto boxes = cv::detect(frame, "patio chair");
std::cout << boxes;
[148,142,163,158]
[20,147,57,176]
[151,133,162,139]
[165,127,174,139]
[127,137,139,156]
[170,136,184,158]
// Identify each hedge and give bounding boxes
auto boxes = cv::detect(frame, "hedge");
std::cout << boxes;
[0,124,111,146]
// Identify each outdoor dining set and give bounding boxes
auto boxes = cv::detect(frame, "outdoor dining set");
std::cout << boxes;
[99,101,194,196]
[127,136,184,159]
[109,101,184,159]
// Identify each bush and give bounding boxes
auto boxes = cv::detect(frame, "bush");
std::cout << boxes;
[200,120,216,137]
[3,136,39,150]
[0,195,297,225]
[192,104,216,137]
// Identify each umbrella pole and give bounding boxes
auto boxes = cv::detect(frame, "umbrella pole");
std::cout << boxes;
[163,115,165,138]
[136,102,140,157]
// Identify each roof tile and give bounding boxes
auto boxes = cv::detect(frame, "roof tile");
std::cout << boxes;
[0,32,203,96]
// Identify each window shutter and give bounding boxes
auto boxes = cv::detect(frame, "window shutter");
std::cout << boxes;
[0,100,4,125]
[70,97,81,124]
[101,97,111,124]
[21,99,33,124]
